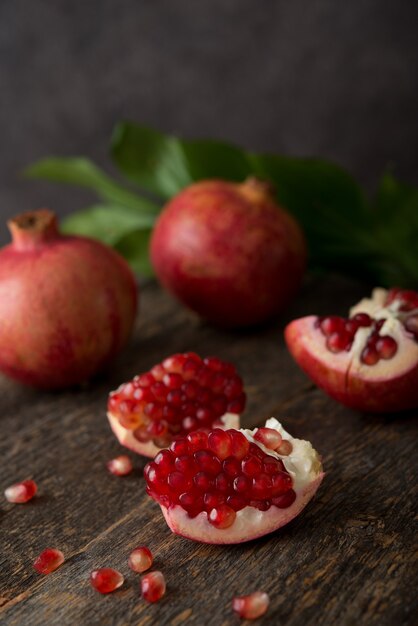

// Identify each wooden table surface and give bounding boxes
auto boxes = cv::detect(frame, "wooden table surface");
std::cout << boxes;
[1,278,417,626]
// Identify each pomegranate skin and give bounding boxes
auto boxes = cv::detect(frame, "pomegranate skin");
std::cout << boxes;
[0,210,138,389]
[150,178,306,327]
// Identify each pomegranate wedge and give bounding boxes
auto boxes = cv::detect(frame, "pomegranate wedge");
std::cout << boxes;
[108,353,244,458]
[285,288,418,412]
[144,419,323,544]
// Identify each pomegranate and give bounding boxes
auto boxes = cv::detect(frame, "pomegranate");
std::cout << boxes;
[140,571,166,603]
[128,546,153,573]
[0,209,137,389]
[285,288,418,412]
[4,479,37,503]
[150,178,306,327]
[90,568,124,593]
[144,419,323,544]
[106,455,133,476]
[33,548,65,574]
[232,591,270,620]
[107,352,245,457]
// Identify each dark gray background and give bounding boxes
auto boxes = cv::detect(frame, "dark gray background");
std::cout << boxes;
[0,0,417,245]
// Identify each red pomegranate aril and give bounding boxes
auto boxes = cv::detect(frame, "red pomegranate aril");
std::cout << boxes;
[141,571,166,603]
[271,472,292,496]
[326,330,352,353]
[208,504,236,529]
[163,354,186,372]
[170,439,189,456]
[194,451,221,475]
[150,364,165,381]
[128,546,153,573]
[230,430,250,460]
[250,499,271,511]
[5,479,37,503]
[33,548,64,574]
[154,450,174,473]
[168,471,192,492]
[179,492,204,517]
[251,474,272,498]
[208,429,232,459]
[106,455,133,476]
[224,376,243,398]
[204,356,224,371]
[361,345,380,366]
[320,316,345,336]
[175,455,197,474]
[376,336,398,359]
[187,430,208,451]
[226,494,246,511]
[215,473,230,492]
[194,472,213,490]
[241,456,262,477]
[204,491,225,510]
[272,489,297,508]
[233,475,250,493]
[254,427,282,450]
[227,395,246,414]
[91,568,124,593]
[352,312,372,326]
[222,456,241,477]
[232,591,270,620]
[262,457,285,473]
[166,389,183,407]
[182,359,200,380]
[276,439,293,456]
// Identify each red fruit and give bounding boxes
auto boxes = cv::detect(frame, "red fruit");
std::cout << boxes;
[232,591,270,620]
[106,455,133,476]
[90,568,124,593]
[0,210,137,389]
[4,479,37,503]
[33,548,65,574]
[144,418,323,544]
[254,427,282,450]
[107,353,244,457]
[285,287,418,412]
[150,178,306,327]
[128,546,153,573]
[141,571,166,603]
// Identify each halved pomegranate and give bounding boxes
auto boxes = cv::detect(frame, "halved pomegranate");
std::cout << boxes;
[285,288,418,412]
[144,419,323,544]
[107,353,245,458]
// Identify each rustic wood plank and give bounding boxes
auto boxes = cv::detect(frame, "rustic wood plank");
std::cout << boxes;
[1,277,417,625]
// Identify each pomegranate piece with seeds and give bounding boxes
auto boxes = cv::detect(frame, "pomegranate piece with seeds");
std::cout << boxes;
[33,548,65,574]
[285,287,418,412]
[90,568,124,593]
[5,479,37,503]
[128,546,153,573]
[107,353,245,458]
[141,571,166,603]
[232,591,270,620]
[144,419,323,544]
[106,455,133,476]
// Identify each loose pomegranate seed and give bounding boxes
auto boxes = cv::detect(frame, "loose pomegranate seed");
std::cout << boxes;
[141,571,166,603]
[109,354,246,448]
[376,336,398,359]
[106,455,133,476]
[128,546,153,573]
[144,429,294,523]
[5,479,37,503]
[276,439,293,456]
[254,427,282,450]
[33,548,64,574]
[90,568,124,593]
[232,591,270,620]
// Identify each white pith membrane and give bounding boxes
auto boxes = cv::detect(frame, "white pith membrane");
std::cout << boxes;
[107,411,240,458]
[287,288,418,385]
[160,418,324,544]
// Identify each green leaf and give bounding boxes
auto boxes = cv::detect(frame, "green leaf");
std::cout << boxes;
[24,157,160,215]
[62,204,157,246]
[114,228,154,277]
[111,122,253,198]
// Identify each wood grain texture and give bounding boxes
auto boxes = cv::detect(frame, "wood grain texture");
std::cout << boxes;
[1,277,417,626]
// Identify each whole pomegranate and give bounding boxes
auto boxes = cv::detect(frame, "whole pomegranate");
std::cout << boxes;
[0,209,138,389]
[150,178,306,327]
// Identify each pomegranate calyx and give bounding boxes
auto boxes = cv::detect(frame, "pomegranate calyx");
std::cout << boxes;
[8,209,60,251]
